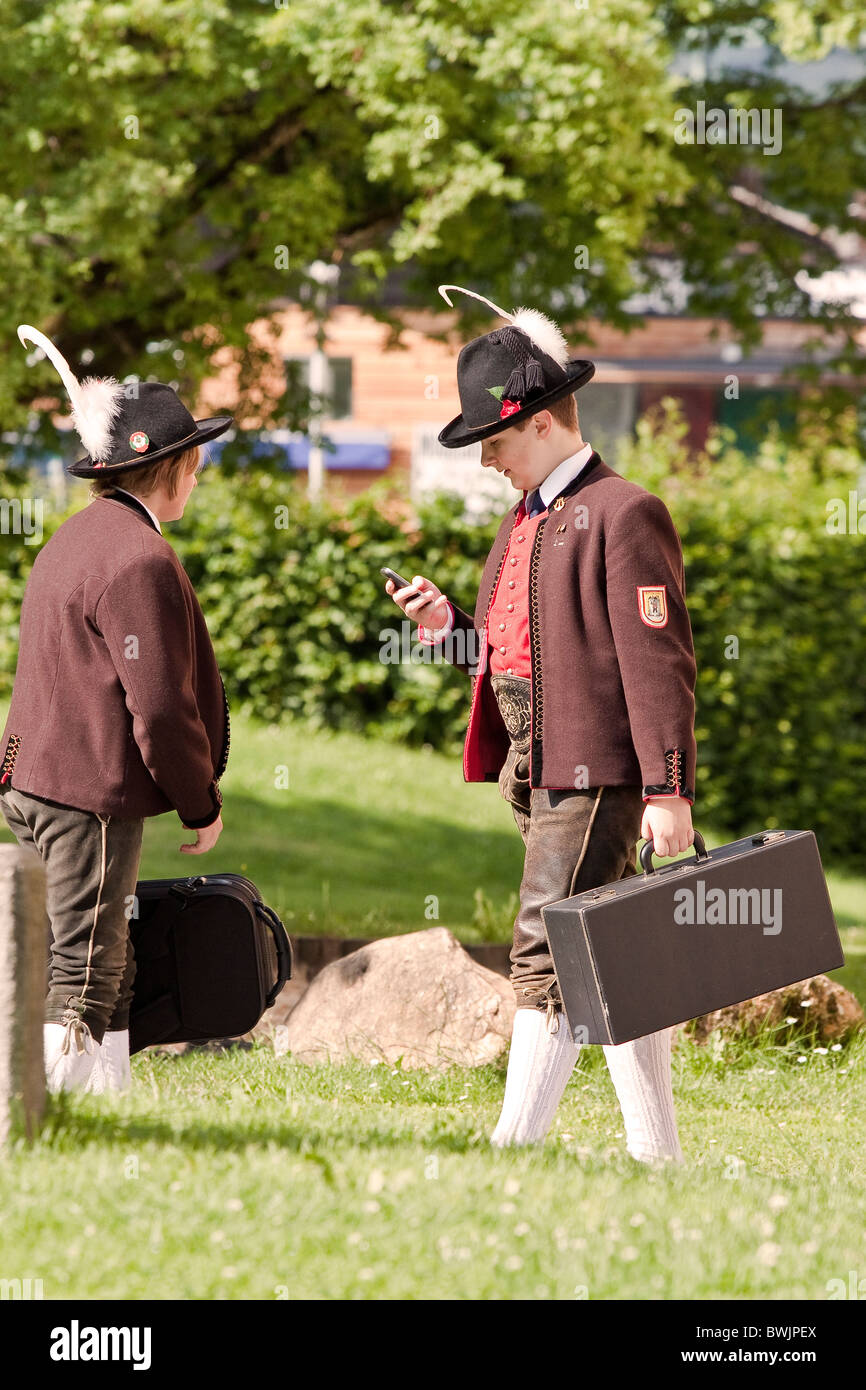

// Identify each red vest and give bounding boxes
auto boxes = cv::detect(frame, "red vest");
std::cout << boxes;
[486,493,546,677]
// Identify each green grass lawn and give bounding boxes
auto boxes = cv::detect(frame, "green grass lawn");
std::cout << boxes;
[1,705,864,1300]
[2,1038,864,1300]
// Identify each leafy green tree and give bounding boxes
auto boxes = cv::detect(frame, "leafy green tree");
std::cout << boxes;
[0,0,864,436]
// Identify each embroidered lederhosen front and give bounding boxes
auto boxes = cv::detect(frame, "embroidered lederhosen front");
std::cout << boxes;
[490,674,531,752]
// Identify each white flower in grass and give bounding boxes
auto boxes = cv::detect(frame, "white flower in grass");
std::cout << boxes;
[621,1246,640,1261]
[756,1242,782,1267]
[504,1177,520,1195]
[504,1255,523,1271]
[514,1222,530,1237]
[796,1055,807,1063]
[814,1047,828,1055]
[785,1016,799,1025]
[768,1193,788,1212]
[831,1043,843,1052]
[367,1168,385,1193]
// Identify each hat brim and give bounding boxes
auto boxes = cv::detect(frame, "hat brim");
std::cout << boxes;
[67,415,235,479]
[437,360,596,449]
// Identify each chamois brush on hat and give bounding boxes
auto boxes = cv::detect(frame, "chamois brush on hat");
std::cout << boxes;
[16,324,234,479]
[436,285,595,449]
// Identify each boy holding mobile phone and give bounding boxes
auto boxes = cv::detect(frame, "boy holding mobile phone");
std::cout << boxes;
[386,286,697,1163]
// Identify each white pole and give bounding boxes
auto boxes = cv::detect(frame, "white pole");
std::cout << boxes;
[307,340,326,503]
[304,259,340,503]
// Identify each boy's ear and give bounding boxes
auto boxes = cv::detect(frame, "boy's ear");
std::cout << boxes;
[533,410,553,438]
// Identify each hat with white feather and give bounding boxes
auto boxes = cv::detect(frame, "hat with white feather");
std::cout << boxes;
[435,286,594,449]
[16,325,234,478]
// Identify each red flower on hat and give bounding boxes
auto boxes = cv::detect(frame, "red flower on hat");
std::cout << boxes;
[500,398,522,418]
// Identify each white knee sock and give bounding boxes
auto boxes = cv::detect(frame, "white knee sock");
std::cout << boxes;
[101,1029,132,1093]
[491,1007,581,1146]
[602,1026,683,1163]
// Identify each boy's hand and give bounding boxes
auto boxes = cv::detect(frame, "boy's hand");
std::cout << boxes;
[180,813,223,854]
[640,797,694,860]
[385,573,450,630]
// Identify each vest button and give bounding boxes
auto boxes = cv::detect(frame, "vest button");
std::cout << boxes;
[507,603,514,611]
[517,534,525,542]
[499,645,506,653]
[508,580,515,588]
[510,557,518,566]
[506,667,513,674]
[498,622,506,630]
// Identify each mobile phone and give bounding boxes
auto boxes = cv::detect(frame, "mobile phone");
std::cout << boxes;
[380,566,416,592]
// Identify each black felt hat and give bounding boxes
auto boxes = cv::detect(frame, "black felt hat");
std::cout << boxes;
[436,286,595,449]
[17,325,233,479]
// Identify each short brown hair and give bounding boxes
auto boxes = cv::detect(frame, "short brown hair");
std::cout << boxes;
[512,393,579,432]
[88,444,202,500]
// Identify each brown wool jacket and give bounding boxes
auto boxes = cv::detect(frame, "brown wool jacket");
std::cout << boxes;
[0,491,228,826]
[429,452,698,801]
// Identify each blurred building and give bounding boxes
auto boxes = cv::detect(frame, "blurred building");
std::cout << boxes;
[196,299,862,507]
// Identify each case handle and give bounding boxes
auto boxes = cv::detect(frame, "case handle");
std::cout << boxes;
[255,901,294,1007]
[640,829,709,876]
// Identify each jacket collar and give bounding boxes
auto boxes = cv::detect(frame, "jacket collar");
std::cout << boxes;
[98,489,162,534]
[513,449,605,516]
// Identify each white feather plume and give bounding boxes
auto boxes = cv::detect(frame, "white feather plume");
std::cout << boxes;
[437,287,570,367]
[17,323,125,461]
[438,284,512,319]
[510,307,570,368]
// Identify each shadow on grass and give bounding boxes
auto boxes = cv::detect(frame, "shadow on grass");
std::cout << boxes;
[35,1103,675,1182]
[38,1096,493,1160]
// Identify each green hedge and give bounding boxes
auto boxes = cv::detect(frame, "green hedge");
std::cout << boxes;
[1,408,864,865]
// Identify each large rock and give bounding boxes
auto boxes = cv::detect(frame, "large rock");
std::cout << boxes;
[281,926,515,1068]
[0,845,47,1142]
[681,973,864,1046]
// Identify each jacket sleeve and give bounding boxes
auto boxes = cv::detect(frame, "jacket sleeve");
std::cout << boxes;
[96,552,223,827]
[604,491,697,803]
[417,600,482,678]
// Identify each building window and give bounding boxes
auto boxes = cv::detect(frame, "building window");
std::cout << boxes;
[285,356,353,420]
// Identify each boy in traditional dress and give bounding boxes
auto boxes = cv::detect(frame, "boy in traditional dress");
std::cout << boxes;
[386,287,696,1162]
[0,326,232,1094]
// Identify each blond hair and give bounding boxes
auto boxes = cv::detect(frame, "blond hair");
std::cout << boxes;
[512,393,579,431]
[88,444,202,500]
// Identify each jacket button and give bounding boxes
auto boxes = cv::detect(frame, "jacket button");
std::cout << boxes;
[508,580,515,588]
[499,645,506,653]
[498,622,506,630]
[507,603,514,611]
[510,557,518,566]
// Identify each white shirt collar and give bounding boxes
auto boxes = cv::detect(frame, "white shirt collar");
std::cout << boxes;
[111,488,162,535]
[536,441,594,507]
